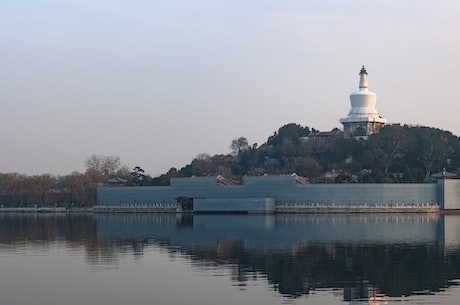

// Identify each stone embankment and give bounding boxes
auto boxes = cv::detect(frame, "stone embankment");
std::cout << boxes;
[275,204,440,214]
[93,205,176,213]
[0,207,93,213]
[1,205,444,214]
[0,207,67,213]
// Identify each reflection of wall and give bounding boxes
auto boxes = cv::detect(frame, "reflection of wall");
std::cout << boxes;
[194,198,275,213]
[96,214,442,248]
[443,215,460,250]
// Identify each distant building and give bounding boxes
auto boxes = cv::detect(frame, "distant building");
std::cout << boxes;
[106,177,128,186]
[340,66,387,138]
[301,128,343,141]
[432,168,458,180]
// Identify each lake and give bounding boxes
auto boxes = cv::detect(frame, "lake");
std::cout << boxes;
[1,213,460,305]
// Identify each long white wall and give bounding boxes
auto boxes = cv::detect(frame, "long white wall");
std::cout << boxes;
[97,176,456,210]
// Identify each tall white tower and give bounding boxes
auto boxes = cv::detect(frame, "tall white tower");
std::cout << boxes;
[340,66,387,137]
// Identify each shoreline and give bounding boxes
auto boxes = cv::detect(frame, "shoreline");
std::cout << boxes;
[0,207,93,213]
[2,205,456,214]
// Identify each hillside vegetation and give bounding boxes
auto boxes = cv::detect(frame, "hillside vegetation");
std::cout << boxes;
[153,123,460,185]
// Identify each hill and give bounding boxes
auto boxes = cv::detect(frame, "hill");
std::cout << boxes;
[151,123,460,185]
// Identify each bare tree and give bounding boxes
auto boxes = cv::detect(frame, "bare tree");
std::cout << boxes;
[85,154,121,177]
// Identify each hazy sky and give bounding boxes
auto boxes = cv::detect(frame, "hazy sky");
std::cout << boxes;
[2,0,460,176]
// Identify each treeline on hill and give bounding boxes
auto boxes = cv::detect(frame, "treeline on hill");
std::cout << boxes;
[154,123,460,185]
[1,123,460,207]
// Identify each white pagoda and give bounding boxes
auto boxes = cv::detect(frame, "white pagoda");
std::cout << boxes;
[340,66,387,137]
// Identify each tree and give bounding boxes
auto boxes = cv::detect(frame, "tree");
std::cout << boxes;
[230,137,250,156]
[26,174,56,204]
[267,123,310,146]
[115,165,132,181]
[367,124,406,175]
[60,172,95,206]
[192,154,212,176]
[412,127,454,179]
[85,154,122,180]
[131,166,145,186]
[0,173,27,206]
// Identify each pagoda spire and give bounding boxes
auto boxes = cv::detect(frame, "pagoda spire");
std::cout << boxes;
[359,65,368,89]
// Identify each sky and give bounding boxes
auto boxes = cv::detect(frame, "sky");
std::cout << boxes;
[2,0,460,177]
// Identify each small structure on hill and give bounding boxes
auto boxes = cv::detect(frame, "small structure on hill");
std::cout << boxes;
[432,169,458,180]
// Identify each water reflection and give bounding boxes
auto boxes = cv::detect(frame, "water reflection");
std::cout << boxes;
[1,213,460,304]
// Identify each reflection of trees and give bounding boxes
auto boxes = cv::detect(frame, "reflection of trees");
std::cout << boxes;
[178,242,460,299]
[0,213,97,246]
[0,213,156,267]
[3,214,460,300]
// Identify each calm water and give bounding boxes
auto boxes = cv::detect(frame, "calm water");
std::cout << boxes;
[1,213,460,305]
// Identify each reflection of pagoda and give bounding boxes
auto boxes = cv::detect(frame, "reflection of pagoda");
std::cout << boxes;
[346,285,389,305]
[340,66,387,138]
